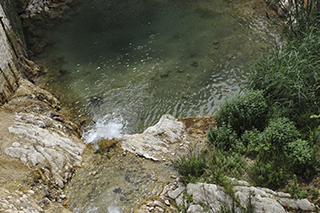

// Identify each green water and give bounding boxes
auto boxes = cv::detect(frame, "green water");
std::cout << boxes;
[29,0,282,212]
[34,0,280,141]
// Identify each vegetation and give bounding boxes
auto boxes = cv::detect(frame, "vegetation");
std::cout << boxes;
[215,90,268,136]
[175,0,320,210]
[285,174,308,199]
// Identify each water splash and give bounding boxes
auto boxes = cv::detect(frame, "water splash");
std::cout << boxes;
[82,112,127,144]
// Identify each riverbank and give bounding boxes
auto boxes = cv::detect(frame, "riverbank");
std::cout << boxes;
[0,0,318,212]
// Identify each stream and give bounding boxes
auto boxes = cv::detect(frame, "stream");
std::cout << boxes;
[33,0,280,140]
[29,0,281,212]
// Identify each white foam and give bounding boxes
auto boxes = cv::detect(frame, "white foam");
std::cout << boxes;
[82,113,127,144]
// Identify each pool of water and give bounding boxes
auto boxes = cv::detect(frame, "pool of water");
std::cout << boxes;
[33,0,280,142]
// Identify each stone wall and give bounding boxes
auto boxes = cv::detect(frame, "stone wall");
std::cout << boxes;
[0,4,20,105]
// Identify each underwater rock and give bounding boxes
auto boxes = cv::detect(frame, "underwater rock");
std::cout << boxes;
[160,71,170,78]
[190,61,199,67]
[176,68,185,73]
[89,96,104,107]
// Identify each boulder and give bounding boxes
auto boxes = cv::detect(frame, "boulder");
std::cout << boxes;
[122,114,189,161]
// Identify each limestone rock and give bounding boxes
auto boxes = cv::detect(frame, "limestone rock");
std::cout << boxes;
[122,114,189,161]
[187,183,242,213]
[4,112,85,188]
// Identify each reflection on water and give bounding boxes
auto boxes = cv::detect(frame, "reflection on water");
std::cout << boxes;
[33,0,280,141]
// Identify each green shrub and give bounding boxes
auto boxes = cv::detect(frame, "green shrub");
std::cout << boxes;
[286,174,308,199]
[249,161,291,189]
[175,151,207,184]
[215,90,268,136]
[310,188,319,201]
[259,117,300,159]
[207,124,244,152]
[247,30,320,132]
[287,139,318,178]
[209,149,245,180]
[241,128,261,156]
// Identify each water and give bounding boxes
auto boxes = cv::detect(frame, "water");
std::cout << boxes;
[33,0,280,141]
[28,0,282,212]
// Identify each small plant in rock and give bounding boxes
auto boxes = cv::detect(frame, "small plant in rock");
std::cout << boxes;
[175,151,207,184]
[286,174,308,199]
[309,188,319,202]
[243,190,255,213]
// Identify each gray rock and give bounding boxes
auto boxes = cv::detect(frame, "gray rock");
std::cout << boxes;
[187,204,203,213]
[187,183,242,212]
[4,112,85,188]
[278,198,315,211]
[122,114,188,161]
[168,185,186,199]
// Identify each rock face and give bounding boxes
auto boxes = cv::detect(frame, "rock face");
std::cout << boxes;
[122,114,190,161]
[136,179,316,213]
[5,111,85,188]
[0,5,20,105]
[1,77,85,188]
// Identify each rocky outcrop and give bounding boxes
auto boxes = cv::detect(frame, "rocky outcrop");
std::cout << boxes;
[0,2,85,212]
[136,178,316,213]
[122,114,191,161]
[0,76,85,212]
[0,6,20,105]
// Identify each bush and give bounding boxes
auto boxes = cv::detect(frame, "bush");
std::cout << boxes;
[259,117,300,159]
[215,90,268,136]
[207,124,244,152]
[209,149,245,180]
[175,151,207,184]
[287,139,318,178]
[241,128,261,155]
[247,30,320,132]
[249,160,291,189]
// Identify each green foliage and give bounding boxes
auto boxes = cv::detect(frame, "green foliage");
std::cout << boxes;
[286,174,308,199]
[210,149,245,180]
[310,188,319,201]
[286,139,318,178]
[281,0,320,40]
[207,124,244,152]
[175,151,207,184]
[259,117,300,158]
[182,190,193,204]
[249,161,291,189]
[241,128,261,155]
[215,90,269,136]
[247,30,320,132]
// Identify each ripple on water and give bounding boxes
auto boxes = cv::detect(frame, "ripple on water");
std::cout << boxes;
[31,0,281,211]
[33,0,280,137]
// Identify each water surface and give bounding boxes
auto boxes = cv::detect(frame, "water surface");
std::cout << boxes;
[29,0,283,212]
[34,0,280,141]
